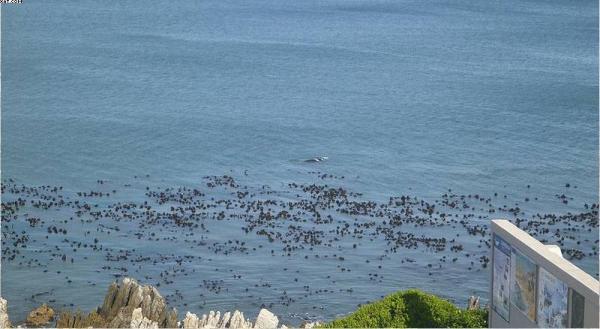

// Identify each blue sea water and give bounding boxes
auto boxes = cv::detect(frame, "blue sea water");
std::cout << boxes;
[1,0,598,325]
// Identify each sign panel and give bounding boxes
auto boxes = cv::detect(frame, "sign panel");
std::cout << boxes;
[537,267,568,328]
[570,289,585,328]
[510,248,537,321]
[492,236,511,321]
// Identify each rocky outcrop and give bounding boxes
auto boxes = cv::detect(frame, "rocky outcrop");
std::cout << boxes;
[99,278,177,328]
[181,308,282,329]
[467,296,480,310]
[58,278,177,328]
[14,278,287,329]
[26,304,55,327]
[130,308,158,329]
[0,298,11,328]
[182,309,253,329]
[56,310,106,328]
[228,310,252,329]
[299,321,321,329]
[253,309,278,329]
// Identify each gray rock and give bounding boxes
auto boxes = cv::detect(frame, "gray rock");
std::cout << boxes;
[130,308,158,329]
[182,309,257,329]
[165,308,178,328]
[253,309,278,329]
[229,310,251,329]
[0,298,11,328]
[110,308,134,328]
[300,321,321,329]
[218,312,231,328]
[59,277,175,328]
[467,296,480,310]
[206,311,220,328]
[100,282,119,319]
[183,312,200,329]
[25,304,55,327]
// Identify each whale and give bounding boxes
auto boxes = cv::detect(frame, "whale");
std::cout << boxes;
[304,156,328,163]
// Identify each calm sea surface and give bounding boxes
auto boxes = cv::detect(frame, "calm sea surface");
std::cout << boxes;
[1,0,598,325]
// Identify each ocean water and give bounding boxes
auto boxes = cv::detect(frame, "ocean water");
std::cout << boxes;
[1,0,598,325]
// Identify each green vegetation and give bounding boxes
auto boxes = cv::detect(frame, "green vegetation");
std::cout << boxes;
[320,289,488,328]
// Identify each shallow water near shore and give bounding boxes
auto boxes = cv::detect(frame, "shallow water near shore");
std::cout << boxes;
[1,0,598,325]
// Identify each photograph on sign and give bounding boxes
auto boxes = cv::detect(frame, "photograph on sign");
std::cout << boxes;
[510,248,537,321]
[537,267,568,328]
[492,236,511,321]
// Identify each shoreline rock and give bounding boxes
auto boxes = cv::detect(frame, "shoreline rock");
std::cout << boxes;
[26,304,55,328]
[0,298,11,328]
[181,307,281,329]
[253,309,278,329]
[130,308,159,329]
[4,277,286,329]
[55,277,178,328]
[300,321,321,329]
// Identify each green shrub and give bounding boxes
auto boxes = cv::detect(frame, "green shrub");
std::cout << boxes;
[320,289,488,328]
